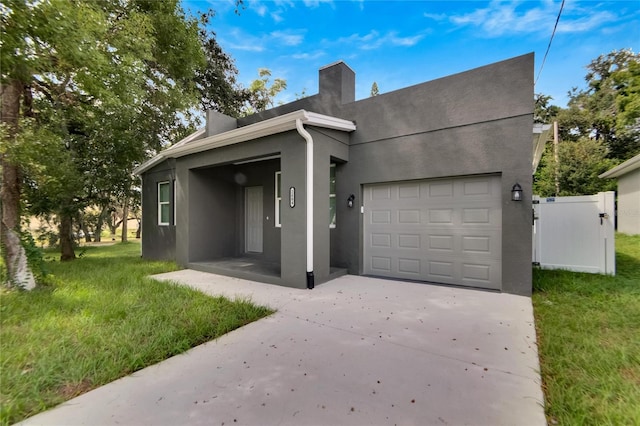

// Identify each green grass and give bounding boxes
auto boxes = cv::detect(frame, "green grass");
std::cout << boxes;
[533,233,640,425]
[0,242,274,425]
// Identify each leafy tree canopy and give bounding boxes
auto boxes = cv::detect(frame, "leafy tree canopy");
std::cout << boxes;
[0,0,250,267]
[559,49,640,159]
[534,49,639,197]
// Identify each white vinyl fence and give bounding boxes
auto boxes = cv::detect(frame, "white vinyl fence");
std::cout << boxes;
[533,192,615,275]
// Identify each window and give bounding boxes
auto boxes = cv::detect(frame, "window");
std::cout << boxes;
[158,181,170,226]
[275,171,282,227]
[329,164,336,228]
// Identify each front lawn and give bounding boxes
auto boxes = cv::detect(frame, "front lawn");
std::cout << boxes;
[533,233,640,425]
[0,242,274,425]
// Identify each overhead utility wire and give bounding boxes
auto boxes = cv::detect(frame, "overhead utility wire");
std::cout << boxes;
[535,0,565,86]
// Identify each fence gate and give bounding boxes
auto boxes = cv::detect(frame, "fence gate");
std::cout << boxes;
[533,192,615,275]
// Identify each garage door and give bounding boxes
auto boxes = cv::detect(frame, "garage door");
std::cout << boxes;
[363,175,502,290]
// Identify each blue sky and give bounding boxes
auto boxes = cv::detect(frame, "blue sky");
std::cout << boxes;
[182,0,640,108]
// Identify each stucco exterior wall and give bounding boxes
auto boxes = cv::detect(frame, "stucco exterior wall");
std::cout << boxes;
[140,53,534,295]
[141,161,176,261]
[617,168,640,235]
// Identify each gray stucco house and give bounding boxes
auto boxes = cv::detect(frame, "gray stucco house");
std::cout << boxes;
[135,53,535,296]
[600,153,640,235]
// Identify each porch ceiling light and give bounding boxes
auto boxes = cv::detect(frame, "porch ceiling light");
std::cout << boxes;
[511,183,523,201]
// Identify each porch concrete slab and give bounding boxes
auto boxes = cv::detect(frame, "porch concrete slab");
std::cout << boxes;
[19,272,545,426]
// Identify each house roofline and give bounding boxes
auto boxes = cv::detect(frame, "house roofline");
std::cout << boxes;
[133,127,205,175]
[599,153,640,178]
[134,110,355,175]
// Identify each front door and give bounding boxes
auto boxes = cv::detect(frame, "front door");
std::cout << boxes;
[245,186,263,253]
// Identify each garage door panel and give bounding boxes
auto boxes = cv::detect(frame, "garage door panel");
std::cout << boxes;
[398,183,420,198]
[462,235,492,253]
[371,256,392,272]
[364,176,502,290]
[398,209,421,224]
[428,209,454,224]
[398,258,421,274]
[398,234,421,249]
[371,210,392,224]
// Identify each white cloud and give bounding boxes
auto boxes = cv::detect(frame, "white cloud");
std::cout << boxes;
[254,4,267,17]
[388,32,425,47]
[423,12,447,21]
[303,0,334,8]
[221,28,307,52]
[227,42,266,52]
[292,51,326,60]
[270,30,305,46]
[338,30,425,50]
[556,11,616,33]
[274,0,296,7]
[221,29,267,52]
[448,0,619,37]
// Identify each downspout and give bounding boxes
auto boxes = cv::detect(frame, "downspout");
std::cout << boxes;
[296,118,314,289]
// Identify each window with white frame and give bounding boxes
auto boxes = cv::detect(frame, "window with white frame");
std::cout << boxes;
[158,181,170,226]
[329,164,336,228]
[275,171,282,227]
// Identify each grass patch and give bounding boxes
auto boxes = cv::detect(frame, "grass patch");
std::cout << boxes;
[533,233,640,425]
[0,242,274,425]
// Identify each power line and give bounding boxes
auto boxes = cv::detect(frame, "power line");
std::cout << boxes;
[535,0,565,86]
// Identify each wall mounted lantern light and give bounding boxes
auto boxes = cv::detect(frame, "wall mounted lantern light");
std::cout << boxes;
[347,194,355,208]
[511,183,523,201]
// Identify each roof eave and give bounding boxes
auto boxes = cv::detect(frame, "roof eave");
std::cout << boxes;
[532,124,552,173]
[134,110,355,175]
[599,154,640,178]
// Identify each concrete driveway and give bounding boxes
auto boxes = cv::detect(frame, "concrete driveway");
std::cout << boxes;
[19,272,546,426]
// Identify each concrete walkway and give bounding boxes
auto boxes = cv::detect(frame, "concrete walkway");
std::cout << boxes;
[19,272,546,426]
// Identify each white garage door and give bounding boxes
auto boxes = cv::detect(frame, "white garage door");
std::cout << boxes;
[363,175,502,290]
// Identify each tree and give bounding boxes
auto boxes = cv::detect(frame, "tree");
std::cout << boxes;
[612,59,640,133]
[195,15,249,117]
[244,68,287,114]
[534,138,618,197]
[561,49,640,159]
[534,93,560,124]
[533,49,640,196]
[1,0,207,283]
[370,82,379,97]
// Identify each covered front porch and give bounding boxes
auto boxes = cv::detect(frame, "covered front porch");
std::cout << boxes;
[171,110,354,289]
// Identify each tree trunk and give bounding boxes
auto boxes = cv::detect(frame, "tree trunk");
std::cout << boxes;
[121,199,129,243]
[135,219,141,239]
[59,214,76,261]
[78,219,92,242]
[95,207,106,242]
[1,80,36,289]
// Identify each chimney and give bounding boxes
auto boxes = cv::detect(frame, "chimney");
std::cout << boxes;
[206,110,237,137]
[318,61,355,105]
